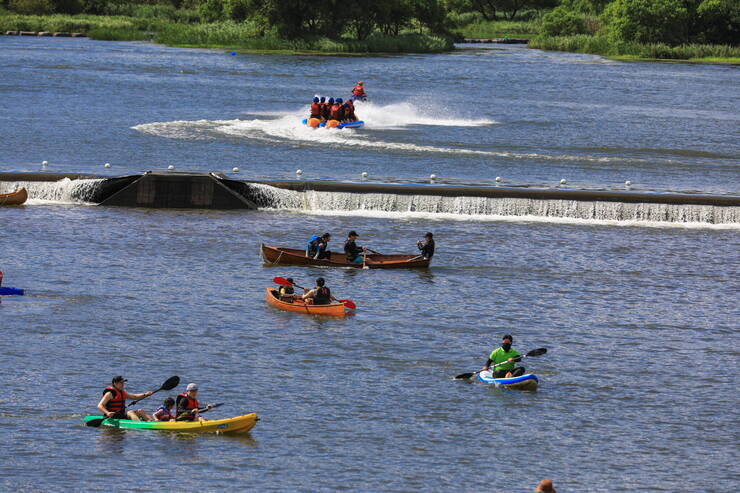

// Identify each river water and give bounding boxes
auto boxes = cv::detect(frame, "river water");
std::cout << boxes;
[0,37,738,492]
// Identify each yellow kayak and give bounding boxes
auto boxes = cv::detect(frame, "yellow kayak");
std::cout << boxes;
[83,412,258,433]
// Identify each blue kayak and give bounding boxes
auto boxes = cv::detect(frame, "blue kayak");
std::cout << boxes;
[302,118,364,129]
[477,371,538,390]
[0,287,24,296]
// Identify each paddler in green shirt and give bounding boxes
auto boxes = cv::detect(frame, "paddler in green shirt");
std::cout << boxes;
[482,334,525,378]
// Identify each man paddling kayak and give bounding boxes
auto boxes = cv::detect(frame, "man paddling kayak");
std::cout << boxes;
[97,376,153,421]
[482,334,525,378]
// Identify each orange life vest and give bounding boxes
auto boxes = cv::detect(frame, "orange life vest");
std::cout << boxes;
[310,102,321,117]
[352,85,365,96]
[176,393,199,420]
[330,104,343,120]
[102,386,126,413]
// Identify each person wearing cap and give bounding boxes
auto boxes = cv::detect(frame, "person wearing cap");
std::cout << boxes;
[176,383,213,422]
[416,232,435,260]
[277,277,298,302]
[482,334,525,378]
[343,231,367,264]
[301,277,336,305]
[306,232,331,260]
[534,479,557,492]
[309,96,321,120]
[96,376,153,421]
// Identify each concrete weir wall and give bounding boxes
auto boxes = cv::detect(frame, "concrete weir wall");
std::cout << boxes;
[100,172,257,209]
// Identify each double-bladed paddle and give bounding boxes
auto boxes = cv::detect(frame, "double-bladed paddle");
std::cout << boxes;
[272,277,356,309]
[454,348,548,380]
[86,375,180,427]
[175,402,224,421]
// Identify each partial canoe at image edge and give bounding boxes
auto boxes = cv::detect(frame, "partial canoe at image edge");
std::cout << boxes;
[0,187,28,206]
[261,244,430,269]
[83,413,258,433]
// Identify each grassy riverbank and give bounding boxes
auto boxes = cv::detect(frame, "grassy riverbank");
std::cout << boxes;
[529,35,740,63]
[453,19,540,40]
[0,13,453,53]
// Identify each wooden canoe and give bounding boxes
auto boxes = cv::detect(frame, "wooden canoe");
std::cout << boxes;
[261,244,431,269]
[265,287,347,317]
[0,187,28,206]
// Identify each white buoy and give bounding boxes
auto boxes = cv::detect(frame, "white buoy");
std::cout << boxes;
[104,162,111,168]
[625,180,631,187]
[430,174,437,181]
[232,167,240,173]
[296,169,303,176]
[560,178,567,185]
[167,165,175,171]
[361,172,368,178]
[42,160,48,168]
[495,176,502,183]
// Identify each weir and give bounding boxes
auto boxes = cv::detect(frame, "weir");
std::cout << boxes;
[0,171,738,224]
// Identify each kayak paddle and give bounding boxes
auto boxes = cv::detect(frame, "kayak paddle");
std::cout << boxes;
[273,277,356,309]
[175,402,224,421]
[454,348,548,380]
[86,375,180,428]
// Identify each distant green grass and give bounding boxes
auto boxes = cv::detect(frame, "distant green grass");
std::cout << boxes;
[529,34,740,62]
[453,19,540,40]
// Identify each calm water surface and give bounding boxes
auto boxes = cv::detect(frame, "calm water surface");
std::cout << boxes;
[0,37,739,492]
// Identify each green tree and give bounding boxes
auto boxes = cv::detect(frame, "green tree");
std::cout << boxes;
[542,5,588,34]
[603,0,690,44]
[9,0,54,14]
[697,0,740,44]
[198,0,226,22]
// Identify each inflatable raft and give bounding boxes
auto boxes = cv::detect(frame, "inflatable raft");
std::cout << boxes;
[477,371,539,390]
[302,118,364,129]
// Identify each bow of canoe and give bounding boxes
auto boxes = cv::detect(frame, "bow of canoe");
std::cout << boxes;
[83,413,258,433]
[0,187,28,206]
[260,244,430,269]
[265,287,346,317]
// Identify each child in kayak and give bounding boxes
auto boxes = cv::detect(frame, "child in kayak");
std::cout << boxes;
[152,397,176,421]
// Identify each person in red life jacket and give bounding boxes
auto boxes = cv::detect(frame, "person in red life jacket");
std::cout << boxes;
[301,277,337,305]
[152,397,176,422]
[352,81,365,99]
[96,375,153,421]
[309,96,321,120]
[323,97,334,120]
[330,97,345,122]
[343,101,356,122]
[318,96,327,120]
[176,383,213,421]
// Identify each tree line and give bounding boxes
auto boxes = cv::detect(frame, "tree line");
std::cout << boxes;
[3,0,738,46]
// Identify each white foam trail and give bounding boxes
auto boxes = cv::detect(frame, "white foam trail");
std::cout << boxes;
[134,114,642,164]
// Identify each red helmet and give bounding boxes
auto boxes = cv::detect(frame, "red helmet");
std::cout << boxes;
[357,81,363,85]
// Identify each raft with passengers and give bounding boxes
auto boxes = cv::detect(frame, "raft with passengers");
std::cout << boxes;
[301,81,366,129]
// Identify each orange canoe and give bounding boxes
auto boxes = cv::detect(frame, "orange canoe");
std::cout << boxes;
[265,288,347,317]
[261,244,430,269]
[0,187,28,206]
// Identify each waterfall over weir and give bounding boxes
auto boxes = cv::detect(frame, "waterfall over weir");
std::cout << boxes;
[246,183,740,227]
[0,178,106,205]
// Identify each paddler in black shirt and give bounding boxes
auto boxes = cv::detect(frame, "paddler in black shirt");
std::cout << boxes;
[417,232,435,259]
[343,230,367,264]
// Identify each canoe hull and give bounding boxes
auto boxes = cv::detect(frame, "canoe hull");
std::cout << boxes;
[265,287,346,317]
[261,244,430,269]
[83,413,258,433]
[0,187,28,206]
[478,372,539,391]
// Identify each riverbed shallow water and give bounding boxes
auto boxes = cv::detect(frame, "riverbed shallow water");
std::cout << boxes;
[0,36,739,492]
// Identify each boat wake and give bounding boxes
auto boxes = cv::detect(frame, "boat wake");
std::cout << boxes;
[132,106,646,165]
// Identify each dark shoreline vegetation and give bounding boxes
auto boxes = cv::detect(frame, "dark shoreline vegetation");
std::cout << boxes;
[1,0,737,61]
